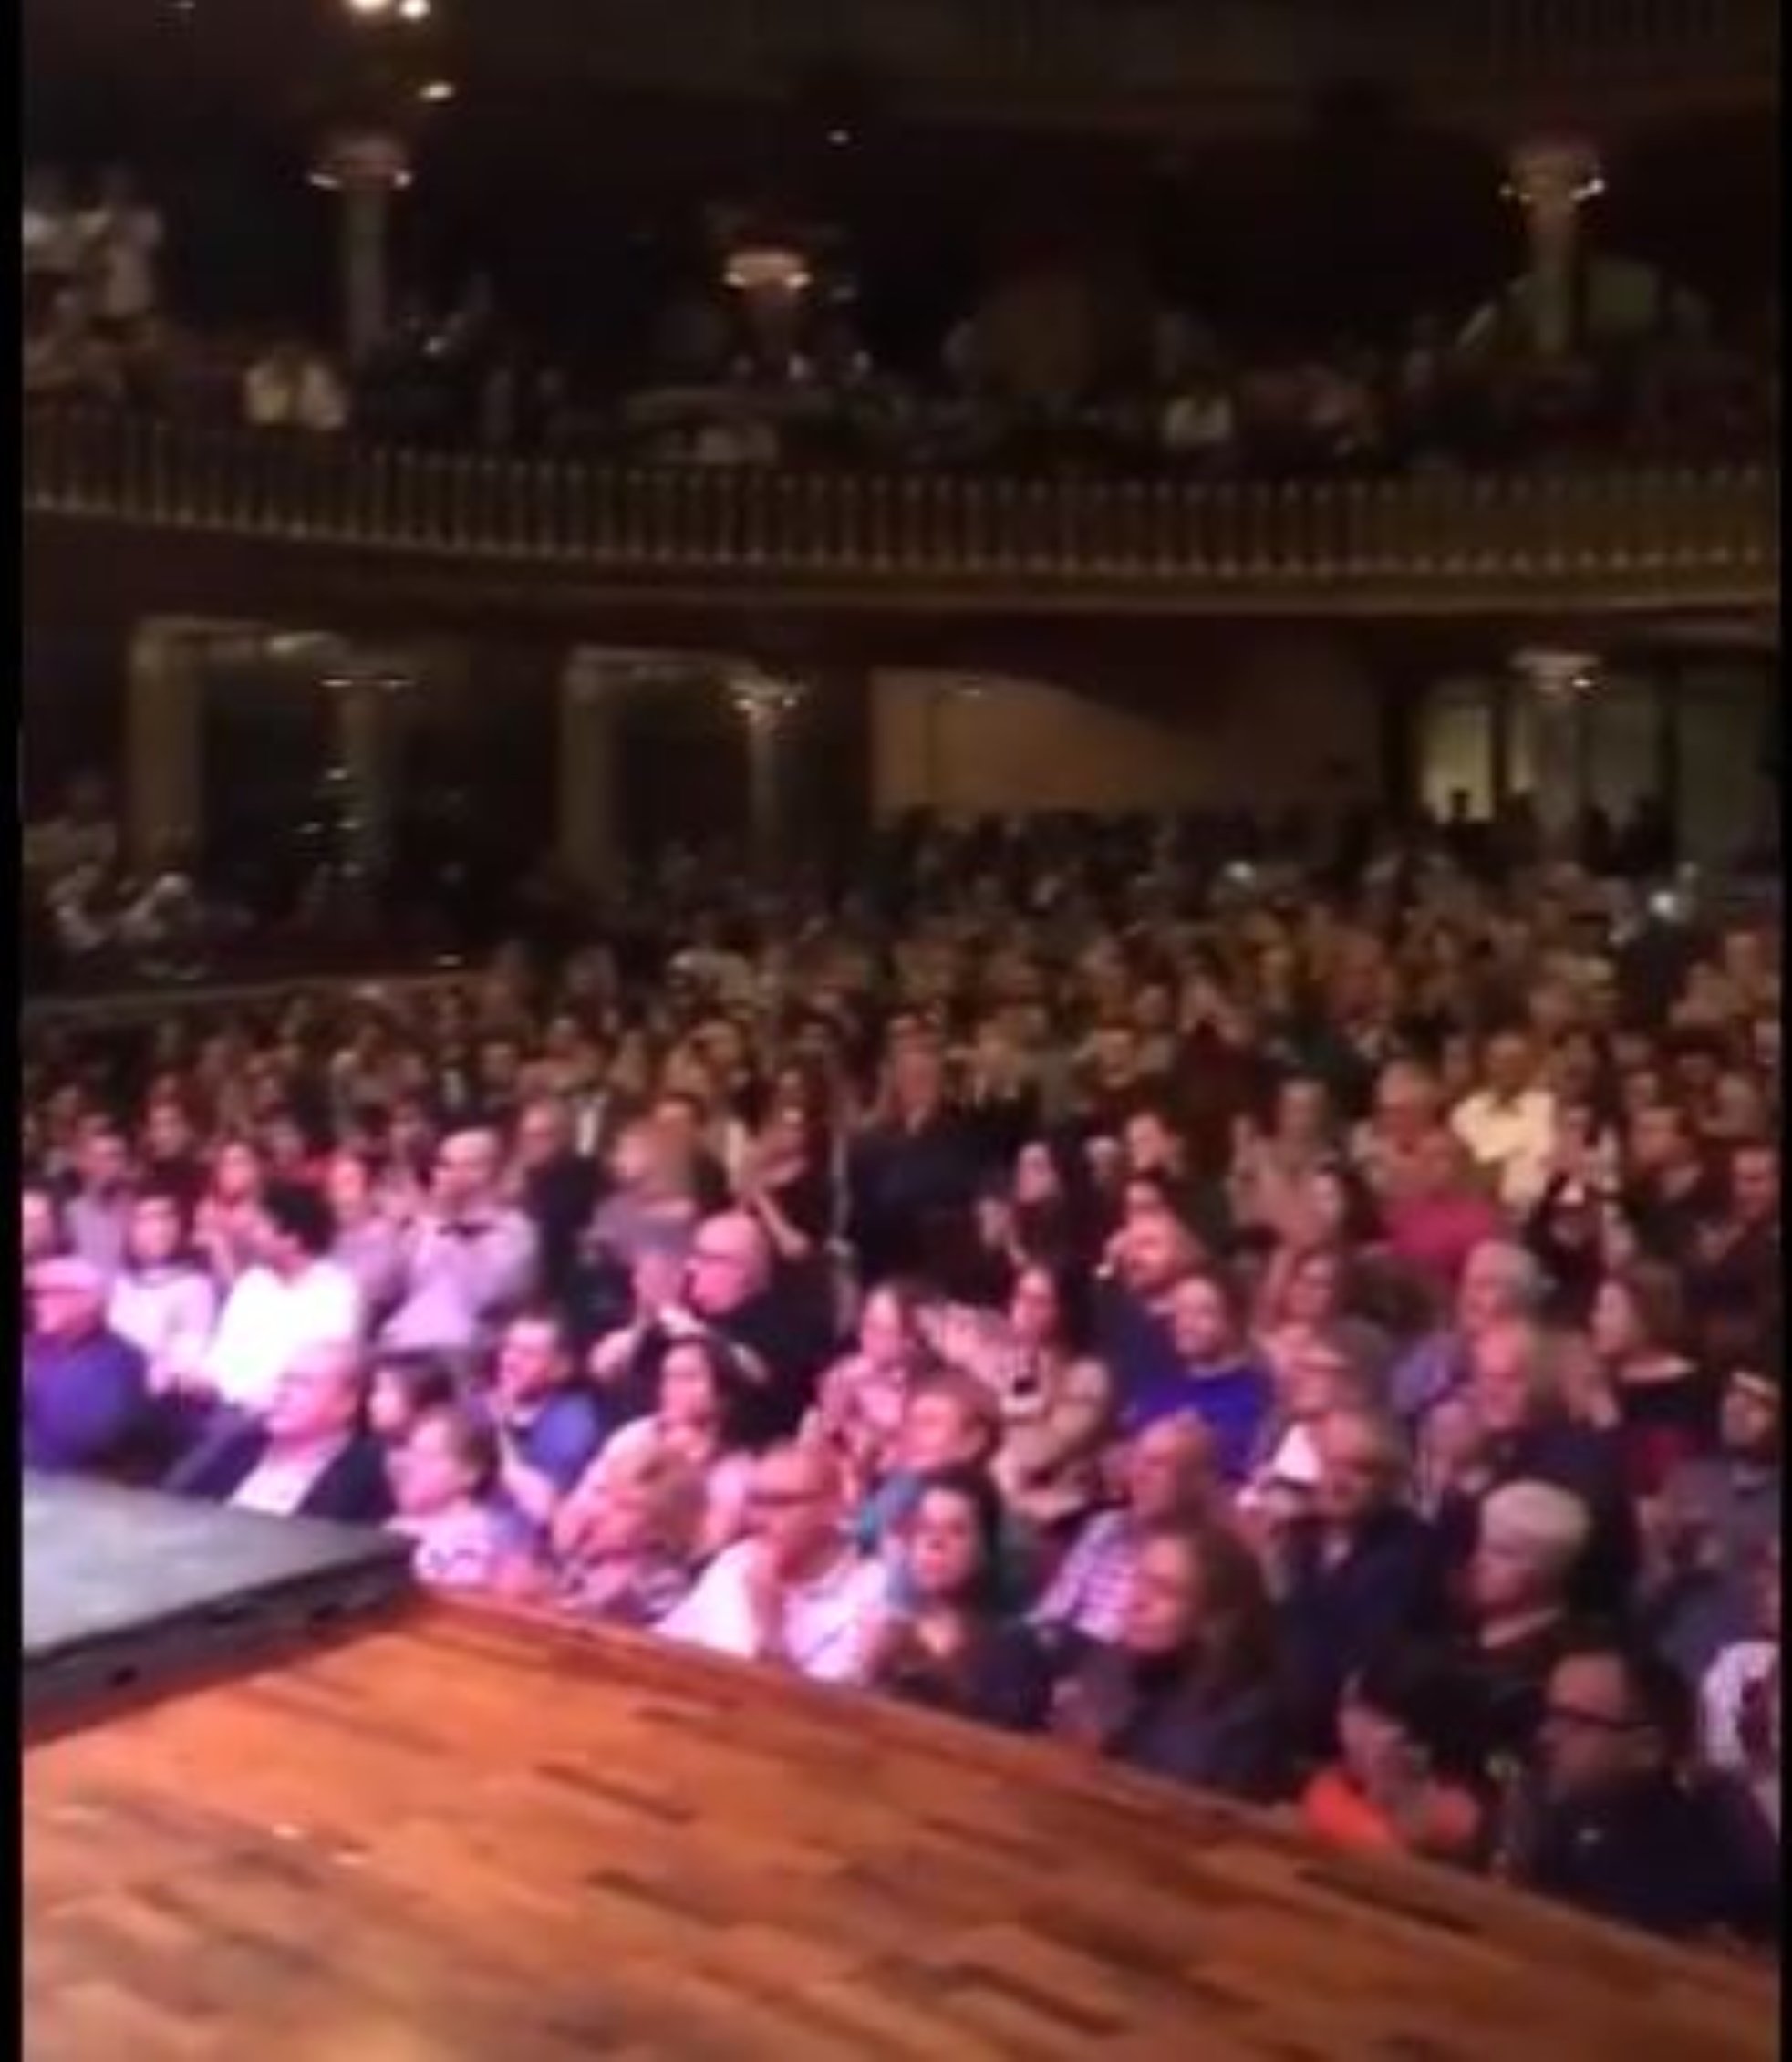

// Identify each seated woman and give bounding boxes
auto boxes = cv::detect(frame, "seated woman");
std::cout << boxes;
[595,1334,756,1561]
[1300,1643,1490,1867]
[1701,1539,1780,1839]
[806,1281,937,1500]
[544,1440,707,1630]
[1590,1260,1714,1501]
[966,1263,1115,1544]
[388,1403,513,1593]
[862,1466,1051,1735]
[1052,1520,1295,1803]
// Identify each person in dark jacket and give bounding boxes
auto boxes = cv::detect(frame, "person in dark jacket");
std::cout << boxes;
[1273,1404,1446,1756]
[1055,1519,1294,1803]
[864,1465,1051,1734]
[1515,1637,1779,1947]
[23,1257,156,1480]
[164,1339,394,1528]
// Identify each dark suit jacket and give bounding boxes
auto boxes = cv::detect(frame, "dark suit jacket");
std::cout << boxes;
[164,1423,395,1528]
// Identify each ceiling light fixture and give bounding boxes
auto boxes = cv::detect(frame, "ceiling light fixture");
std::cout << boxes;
[419,78,456,103]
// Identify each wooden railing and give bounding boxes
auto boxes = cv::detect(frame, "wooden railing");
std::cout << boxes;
[477,0,1775,107]
[24,410,1778,610]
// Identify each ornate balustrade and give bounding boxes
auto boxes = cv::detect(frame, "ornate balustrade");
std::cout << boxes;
[24,410,1778,616]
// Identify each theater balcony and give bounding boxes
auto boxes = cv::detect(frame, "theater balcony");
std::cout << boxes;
[22,410,1778,648]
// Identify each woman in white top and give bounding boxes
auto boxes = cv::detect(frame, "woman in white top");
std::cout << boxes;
[1702,1540,1780,1836]
[106,1188,218,1394]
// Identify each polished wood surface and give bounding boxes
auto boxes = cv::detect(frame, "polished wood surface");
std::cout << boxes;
[26,1602,1774,2060]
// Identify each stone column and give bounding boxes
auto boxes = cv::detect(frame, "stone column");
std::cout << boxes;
[316,131,409,368]
[730,670,805,872]
[325,660,399,895]
[1515,648,1597,860]
[1507,138,1601,359]
[558,649,621,890]
[125,619,204,872]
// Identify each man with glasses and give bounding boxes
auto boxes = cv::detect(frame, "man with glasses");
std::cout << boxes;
[685,1210,826,1445]
[1511,1636,1778,1945]
[658,1444,882,1684]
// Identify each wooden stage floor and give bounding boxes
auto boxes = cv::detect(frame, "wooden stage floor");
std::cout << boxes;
[25,1601,1776,2061]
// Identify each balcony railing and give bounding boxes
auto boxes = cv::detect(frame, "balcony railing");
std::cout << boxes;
[24,410,1778,610]
[476,0,1776,109]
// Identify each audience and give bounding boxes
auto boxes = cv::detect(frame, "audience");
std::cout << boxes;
[19,825,1781,1953]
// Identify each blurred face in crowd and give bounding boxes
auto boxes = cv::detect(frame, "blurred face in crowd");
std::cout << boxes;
[265,1342,361,1446]
[1468,1321,1544,1438]
[515,1099,572,1172]
[325,1152,374,1225]
[1313,1410,1401,1528]
[1009,1266,1062,1352]
[1169,1275,1231,1365]
[857,1287,916,1370]
[658,1342,724,1432]
[143,1101,194,1165]
[1122,1532,1203,1658]
[494,1317,565,1405]
[1277,1078,1329,1147]
[900,1388,988,1474]
[79,1126,130,1195]
[392,1412,482,1518]
[1539,1654,1659,1803]
[1628,1104,1687,1176]
[434,1131,498,1214]
[687,1215,763,1320]
[29,1263,106,1344]
[1590,1280,1644,1363]
[1123,1109,1180,1176]
[1282,1249,1341,1330]
[1730,1145,1779,1224]
[1719,1373,1780,1462]
[1012,1143,1062,1207]
[1124,1418,1213,1524]
[1118,1209,1188,1300]
[1457,1244,1531,1335]
[1373,1066,1434,1145]
[904,1484,987,1605]
[748,1445,840,1574]
[21,1190,57,1265]
[1469,1523,1561,1621]
[1483,1032,1534,1103]
[125,1193,184,1269]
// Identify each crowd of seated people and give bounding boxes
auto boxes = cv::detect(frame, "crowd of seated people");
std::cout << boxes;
[20,814,1781,1952]
[22,170,1774,477]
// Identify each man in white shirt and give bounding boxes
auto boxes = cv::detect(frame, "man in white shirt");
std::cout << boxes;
[1451,1029,1558,1215]
[659,1443,883,1684]
[201,1184,363,1416]
[380,1129,538,1358]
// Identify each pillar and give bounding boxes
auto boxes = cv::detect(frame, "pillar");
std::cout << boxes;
[316,132,409,367]
[125,619,203,873]
[327,667,399,896]
[730,670,805,871]
[1515,648,1597,861]
[1377,676,1420,826]
[1489,669,1515,817]
[1506,138,1601,359]
[558,649,621,890]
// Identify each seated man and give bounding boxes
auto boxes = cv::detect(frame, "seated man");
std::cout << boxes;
[658,1443,884,1685]
[165,1339,393,1527]
[23,1256,155,1479]
[381,1129,539,1361]
[1517,1637,1779,1947]
[478,1311,609,1542]
[1031,1415,1218,1659]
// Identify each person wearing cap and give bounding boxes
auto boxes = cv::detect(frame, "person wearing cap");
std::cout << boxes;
[23,1255,154,1479]
[1453,1477,1594,1760]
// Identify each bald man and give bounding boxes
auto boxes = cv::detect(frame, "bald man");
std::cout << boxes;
[658,1442,884,1684]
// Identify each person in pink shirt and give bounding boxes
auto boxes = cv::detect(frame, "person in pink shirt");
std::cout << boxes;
[1384,1131,1505,1299]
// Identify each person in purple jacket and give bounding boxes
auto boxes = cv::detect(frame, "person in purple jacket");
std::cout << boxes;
[23,1256,155,1479]
[1122,1270,1272,1487]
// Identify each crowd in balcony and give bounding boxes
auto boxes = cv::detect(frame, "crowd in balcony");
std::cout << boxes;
[22,804,1782,1952]
[22,166,1775,477]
